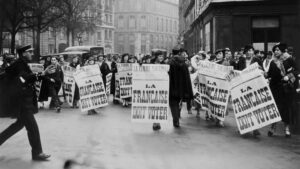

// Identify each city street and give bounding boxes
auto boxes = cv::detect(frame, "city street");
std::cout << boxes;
[0,98,300,169]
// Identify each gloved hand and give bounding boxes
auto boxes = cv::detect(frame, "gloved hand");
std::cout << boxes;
[283,76,289,81]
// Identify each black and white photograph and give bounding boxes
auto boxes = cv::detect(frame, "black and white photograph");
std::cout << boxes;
[0,0,300,169]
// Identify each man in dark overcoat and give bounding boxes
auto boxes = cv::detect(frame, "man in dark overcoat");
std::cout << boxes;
[0,45,50,161]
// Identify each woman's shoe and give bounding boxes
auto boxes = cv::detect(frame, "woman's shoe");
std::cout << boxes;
[173,120,180,128]
[56,107,61,113]
[285,130,291,138]
[253,130,261,137]
[196,111,200,118]
[152,123,161,131]
[205,113,209,121]
[219,121,225,127]
[32,153,51,161]
[113,99,118,104]
[267,131,273,137]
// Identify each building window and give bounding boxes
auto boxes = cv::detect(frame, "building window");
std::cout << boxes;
[141,34,147,43]
[129,34,135,42]
[118,44,124,53]
[137,0,142,11]
[118,15,124,28]
[129,16,136,29]
[252,17,280,51]
[97,32,102,41]
[166,19,168,32]
[105,30,108,40]
[170,19,172,32]
[105,14,108,23]
[157,17,159,31]
[130,45,135,54]
[141,45,146,54]
[109,15,112,24]
[141,16,146,29]
[48,44,54,53]
[199,28,203,50]
[150,34,154,43]
[161,18,164,32]
[205,22,210,52]
[109,30,112,40]
[118,34,124,42]
[60,31,64,40]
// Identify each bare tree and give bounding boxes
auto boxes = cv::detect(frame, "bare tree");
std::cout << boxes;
[1,0,27,54]
[59,0,98,46]
[0,0,5,54]
[24,0,64,59]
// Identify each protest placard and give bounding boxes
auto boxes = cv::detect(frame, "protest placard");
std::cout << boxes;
[106,73,112,95]
[114,73,121,101]
[74,65,108,112]
[62,65,77,106]
[28,64,44,97]
[190,72,201,104]
[28,63,44,74]
[131,64,170,123]
[117,63,132,99]
[230,64,281,134]
[196,61,233,121]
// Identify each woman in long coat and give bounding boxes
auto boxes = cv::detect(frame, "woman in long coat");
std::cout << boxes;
[69,56,80,108]
[111,55,119,103]
[268,43,298,137]
[120,54,130,107]
[45,56,64,113]
[169,48,194,128]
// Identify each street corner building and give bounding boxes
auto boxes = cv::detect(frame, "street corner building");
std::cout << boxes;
[179,0,299,55]
[179,0,300,132]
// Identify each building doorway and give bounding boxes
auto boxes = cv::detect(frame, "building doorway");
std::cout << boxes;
[252,17,280,53]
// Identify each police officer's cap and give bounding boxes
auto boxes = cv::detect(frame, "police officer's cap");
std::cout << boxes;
[17,45,34,56]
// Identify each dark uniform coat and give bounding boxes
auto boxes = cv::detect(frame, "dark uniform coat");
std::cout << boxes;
[0,57,40,118]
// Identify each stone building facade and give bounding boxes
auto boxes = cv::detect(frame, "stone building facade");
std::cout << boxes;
[114,0,179,55]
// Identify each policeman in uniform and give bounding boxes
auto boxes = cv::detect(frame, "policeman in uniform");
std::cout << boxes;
[0,45,50,161]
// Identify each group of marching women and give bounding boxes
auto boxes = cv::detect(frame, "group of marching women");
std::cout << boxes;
[1,42,298,137]
[31,43,300,137]
[189,42,299,137]
[37,54,111,115]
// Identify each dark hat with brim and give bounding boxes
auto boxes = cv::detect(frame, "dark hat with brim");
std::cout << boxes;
[224,47,230,52]
[272,42,287,53]
[215,49,223,55]
[243,44,254,54]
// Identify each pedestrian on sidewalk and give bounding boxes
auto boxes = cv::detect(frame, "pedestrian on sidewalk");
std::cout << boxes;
[0,45,50,161]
